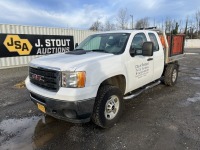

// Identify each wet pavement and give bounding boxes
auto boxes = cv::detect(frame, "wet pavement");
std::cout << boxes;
[0,48,200,150]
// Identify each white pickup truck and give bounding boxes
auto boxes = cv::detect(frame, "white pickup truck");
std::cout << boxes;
[25,29,185,128]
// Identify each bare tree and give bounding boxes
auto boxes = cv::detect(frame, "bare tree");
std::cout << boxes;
[89,20,103,31]
[178,19,183,33]
[104,20,116,31]
[135,17,149,29]
[164,18,173,33]
[184,17,188,35]
[187,19,196,39]
[195,10,200,38]
[116,8,129,29]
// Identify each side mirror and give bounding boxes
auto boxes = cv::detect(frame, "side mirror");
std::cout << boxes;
[130,46,135,57]
[142,42,153,56]
[75,43,78,48]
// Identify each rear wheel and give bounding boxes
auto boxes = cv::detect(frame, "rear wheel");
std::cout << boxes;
[164,64,178,86]
[92,85,124,128]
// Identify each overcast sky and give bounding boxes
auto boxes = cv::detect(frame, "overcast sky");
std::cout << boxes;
[0,0,200,29]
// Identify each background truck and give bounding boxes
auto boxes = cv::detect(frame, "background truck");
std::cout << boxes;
[25,29,185,128]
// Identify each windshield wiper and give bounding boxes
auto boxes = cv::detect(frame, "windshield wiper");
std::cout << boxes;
[65,49,84,54]
[74,48,84,51]
[89,49,109,53]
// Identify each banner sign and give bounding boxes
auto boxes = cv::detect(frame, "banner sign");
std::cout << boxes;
[0,34,74,58]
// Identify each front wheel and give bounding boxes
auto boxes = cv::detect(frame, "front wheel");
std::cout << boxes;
[92,85,124,128]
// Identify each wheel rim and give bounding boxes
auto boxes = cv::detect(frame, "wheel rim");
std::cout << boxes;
[172,69,177,82]
[104,95,120,120]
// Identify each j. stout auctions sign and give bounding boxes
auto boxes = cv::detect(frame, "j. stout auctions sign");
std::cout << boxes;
[0,34,74,58]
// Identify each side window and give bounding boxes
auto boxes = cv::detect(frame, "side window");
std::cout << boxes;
[148,33,159,51]
[131,33,147,55]
[83,36,101,50]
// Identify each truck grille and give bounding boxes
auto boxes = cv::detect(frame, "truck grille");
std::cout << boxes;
[29,67,60,92]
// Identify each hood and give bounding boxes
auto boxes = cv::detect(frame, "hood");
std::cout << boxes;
[30,51,114,71]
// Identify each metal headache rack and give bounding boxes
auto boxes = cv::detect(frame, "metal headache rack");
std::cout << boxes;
[158,31,185,64]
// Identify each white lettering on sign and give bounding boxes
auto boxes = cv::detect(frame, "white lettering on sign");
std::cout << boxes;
[36,47,69,55]
[35,39,41,47]
[45,39,70,47]
[34,38,71,55]
[135,62,149,78]
[45,39,51,47]
[35,39,71,47]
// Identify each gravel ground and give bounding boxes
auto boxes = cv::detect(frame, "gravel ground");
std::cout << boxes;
[0,48,200,150]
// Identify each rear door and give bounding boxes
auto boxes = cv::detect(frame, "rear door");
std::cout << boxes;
[148,32,164,81]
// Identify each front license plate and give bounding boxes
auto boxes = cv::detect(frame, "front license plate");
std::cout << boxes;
[37,103,46,113]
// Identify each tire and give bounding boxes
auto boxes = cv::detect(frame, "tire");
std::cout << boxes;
[92,85,124,128]
[164,64,178,86]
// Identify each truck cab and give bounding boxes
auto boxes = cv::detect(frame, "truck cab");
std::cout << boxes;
[25,30,184,128]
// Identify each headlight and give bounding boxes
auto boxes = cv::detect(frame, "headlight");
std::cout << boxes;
[61,71,86,88]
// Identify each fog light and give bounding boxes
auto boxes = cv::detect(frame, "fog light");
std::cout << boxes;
[63,109,77,119]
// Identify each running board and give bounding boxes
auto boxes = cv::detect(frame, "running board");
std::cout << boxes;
[123,81,161,100]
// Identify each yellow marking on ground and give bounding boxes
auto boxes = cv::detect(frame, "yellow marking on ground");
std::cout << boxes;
[14,81,25,88]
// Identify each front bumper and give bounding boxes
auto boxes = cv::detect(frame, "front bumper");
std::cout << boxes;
[25,77,99,101]
[30,92,95,123]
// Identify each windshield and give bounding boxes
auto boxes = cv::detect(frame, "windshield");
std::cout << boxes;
[75,33,130,54]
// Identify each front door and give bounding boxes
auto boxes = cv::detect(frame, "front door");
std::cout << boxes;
[126,32,154,92]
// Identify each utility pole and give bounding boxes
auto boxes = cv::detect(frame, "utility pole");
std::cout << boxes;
[130,15,133,29]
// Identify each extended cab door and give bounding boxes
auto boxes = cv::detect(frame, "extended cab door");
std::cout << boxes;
[126,32,154,92]
[147,32,164,81]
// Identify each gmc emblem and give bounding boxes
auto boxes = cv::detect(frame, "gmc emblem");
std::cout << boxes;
[32,74,44,82]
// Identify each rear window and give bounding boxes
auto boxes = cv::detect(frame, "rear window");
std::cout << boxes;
[148,33,159,51]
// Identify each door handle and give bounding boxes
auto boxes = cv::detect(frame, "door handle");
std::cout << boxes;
[147,58,153,61]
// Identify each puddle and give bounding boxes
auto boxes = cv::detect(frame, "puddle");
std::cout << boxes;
[187,93,200,103]
[0,101,13,107]
[185,53,199,55]
[180,93,200,107]
[0,116,40,150]
[0,115,73,150]
[191,77,200,80]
